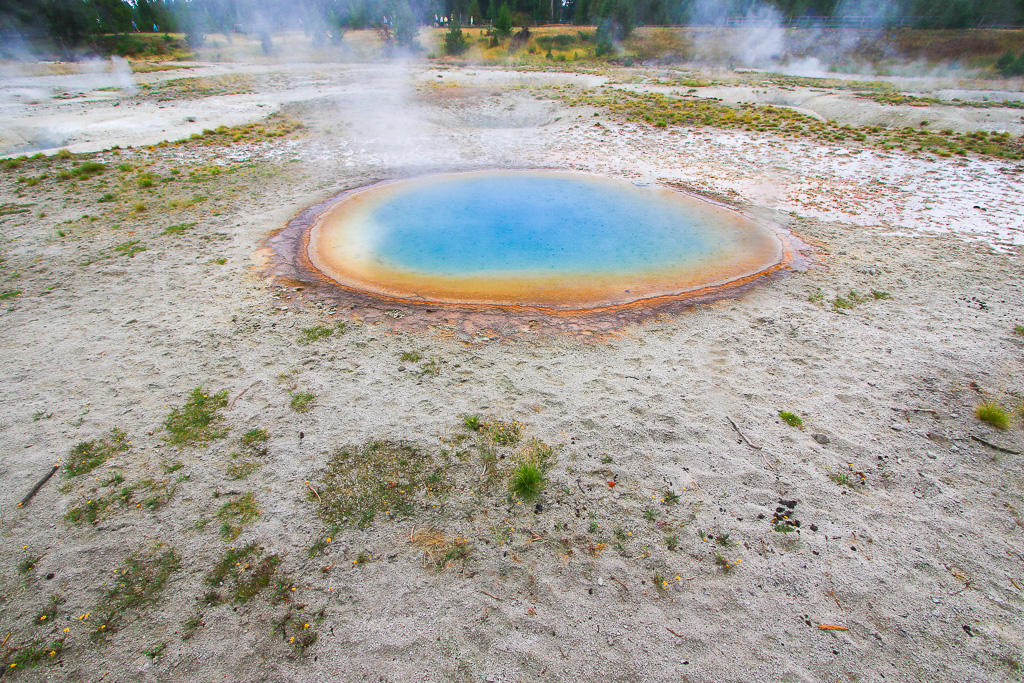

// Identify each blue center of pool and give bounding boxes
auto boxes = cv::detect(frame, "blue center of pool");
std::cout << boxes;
[366,174,718,275]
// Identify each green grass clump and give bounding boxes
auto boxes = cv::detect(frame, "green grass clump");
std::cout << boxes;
[298,322,345,344]
[113,240,146,258]
[554,87,1024,159]
[1014,324,1024,337]
[778,410,804,429]
[90,544,179,641]
[509,459,544,501]
[217,492,260,541]
[290,391,316,413]
[163,386,229,446]
[72,161,105,179]
[0,289,22,300]
[976,401,1011,430]
[240,428,269,452]
[399,351,422,362]
[488,420,523,445]
[18,554,43,574]
[462,414,482,431]
[4,637,65,670]
[65,428,130,476]
[204,543,282,604]
[104,545,180,611]
[162,221,196,236]
[313,440,447,528]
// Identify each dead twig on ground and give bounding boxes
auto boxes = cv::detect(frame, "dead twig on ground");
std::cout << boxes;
[892,407,937,417]
[610,575,628,590]
[478,590,503,601]
[818,624,848,631]
[18,464,58,508]
[228,383,255,410]
[727,416,762,450]
[969,434,1021,455]
[666,627,684,638]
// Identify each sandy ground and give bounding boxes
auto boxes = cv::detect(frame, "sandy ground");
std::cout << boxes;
[0,59,1023,682]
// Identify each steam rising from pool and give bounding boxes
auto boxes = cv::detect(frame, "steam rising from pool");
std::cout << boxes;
[305,171,788,310]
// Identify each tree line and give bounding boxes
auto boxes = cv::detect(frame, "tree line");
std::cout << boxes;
[3,0,1023,57]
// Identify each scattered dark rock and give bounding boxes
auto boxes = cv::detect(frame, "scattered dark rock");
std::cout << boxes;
[812,433,830,445]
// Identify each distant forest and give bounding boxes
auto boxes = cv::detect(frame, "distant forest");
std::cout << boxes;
[3,0,1024,56]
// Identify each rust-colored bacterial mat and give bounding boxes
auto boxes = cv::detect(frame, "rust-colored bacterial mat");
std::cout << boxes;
[261,171,808,338]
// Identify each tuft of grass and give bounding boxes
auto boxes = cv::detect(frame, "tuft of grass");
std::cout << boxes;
[313,440,447,529]
[462,414,482,431]
[182,612,204,640]
[509,459,545,502]
[976,401,1011,430]
[778,410,803,429]
[113,240,146,258]
[275,610,321,651]
[418,359,442,378]
[488,420,523,446]
[715,553,736,573]
[241,428,269,452]
[663,489,681,505]
[307,536,333,558]
[217,492,260,541]
[665,534,680,551]
[399,350,422,362]
[65,428,130,477]
[290,391,316,413]
[5,637,65,670]
[144,642,167,660]
[227,461,261,479]
[1,289,22,300]
[72,161,105,179]
[1014,324,1024,337]
[298,322,347,345]
[205,543,282,604]
[18,554,43,574]
[162,221,196,236]
[163,386,229,446]
[643,508,659,521]
[92,544,180,641]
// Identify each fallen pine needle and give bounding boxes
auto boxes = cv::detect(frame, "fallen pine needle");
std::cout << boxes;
[666,627,684,638]
[1,632,9,647]
[610,575,628,590]
[228,383,255,410]
[1010,578,1021,591]
[818,624,849,631]
[478,590,503,601]
[305,482,322,504]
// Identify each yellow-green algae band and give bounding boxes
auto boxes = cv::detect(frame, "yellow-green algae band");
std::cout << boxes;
[307,171,787,310]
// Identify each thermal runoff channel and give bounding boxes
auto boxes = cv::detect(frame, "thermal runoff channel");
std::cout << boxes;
[307,171,787,309]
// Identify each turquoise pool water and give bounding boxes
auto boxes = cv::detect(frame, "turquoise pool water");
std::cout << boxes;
[366,173,717,275]
[308,171,785,309]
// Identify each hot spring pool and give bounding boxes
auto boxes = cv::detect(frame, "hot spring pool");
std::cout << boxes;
[302,171,789,310]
